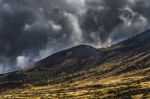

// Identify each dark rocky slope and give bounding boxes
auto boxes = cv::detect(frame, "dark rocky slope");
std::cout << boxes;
[0,29,150,90]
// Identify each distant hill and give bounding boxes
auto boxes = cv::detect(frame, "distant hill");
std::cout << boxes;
[0,30,150,98]
[110,29,150,50]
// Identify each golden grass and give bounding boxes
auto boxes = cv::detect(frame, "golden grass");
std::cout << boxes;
[1,73,150,99]
[0,50,150,99]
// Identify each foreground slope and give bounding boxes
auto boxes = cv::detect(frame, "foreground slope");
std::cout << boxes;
[0,30,150,98]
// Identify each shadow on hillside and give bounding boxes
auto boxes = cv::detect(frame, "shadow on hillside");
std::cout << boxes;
[0,81,23,91]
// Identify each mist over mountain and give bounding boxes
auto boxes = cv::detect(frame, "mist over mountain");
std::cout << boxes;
[0,0,150,74]
[0,29,150,98]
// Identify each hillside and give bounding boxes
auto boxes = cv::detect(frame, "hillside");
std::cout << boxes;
[0,30,150,99]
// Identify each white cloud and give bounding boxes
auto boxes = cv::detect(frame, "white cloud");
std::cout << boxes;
[65,0,86,15]
[64,12,83,45]
[16,56,29,69]
[49,21,62,31]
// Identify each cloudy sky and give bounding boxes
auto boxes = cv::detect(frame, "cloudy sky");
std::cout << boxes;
[0,0,150,73]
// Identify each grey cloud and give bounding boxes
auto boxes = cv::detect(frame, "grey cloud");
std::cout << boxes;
[81,0,149,44]
[0,0,150,73]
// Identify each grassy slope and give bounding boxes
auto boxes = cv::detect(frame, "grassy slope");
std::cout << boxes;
[0,47,150,99]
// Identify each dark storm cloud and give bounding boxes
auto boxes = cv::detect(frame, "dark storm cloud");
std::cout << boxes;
[0,0,84,73]
[0,0,150,73]
[81,0,127,43]
[128,0,150,18]
[81,0,149,45]
[0,2,47,59]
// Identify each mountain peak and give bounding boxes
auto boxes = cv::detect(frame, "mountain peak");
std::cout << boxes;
[27,45,101,72]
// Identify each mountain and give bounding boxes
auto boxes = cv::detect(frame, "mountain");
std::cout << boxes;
[27,45,102,73]
[0,30,150,98]
[110,29,150,51]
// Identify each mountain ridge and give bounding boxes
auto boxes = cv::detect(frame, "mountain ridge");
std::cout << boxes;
[0,30,150,98]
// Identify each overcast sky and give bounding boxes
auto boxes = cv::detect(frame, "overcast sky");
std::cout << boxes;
[0,0,150,73]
